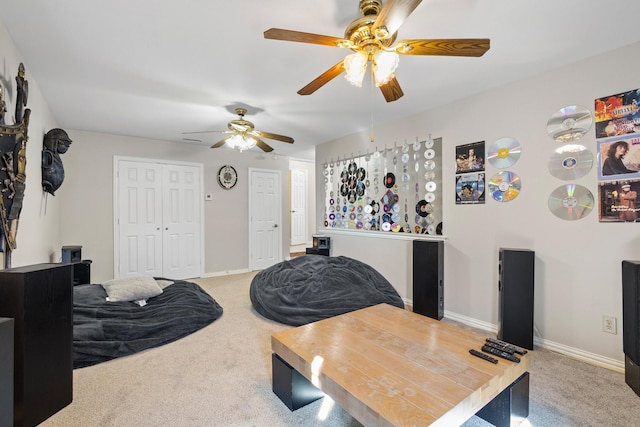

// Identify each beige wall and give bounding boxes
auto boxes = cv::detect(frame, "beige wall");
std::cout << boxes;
[316,41,640,367]
[0,21,61,268]
[57,131,291,283]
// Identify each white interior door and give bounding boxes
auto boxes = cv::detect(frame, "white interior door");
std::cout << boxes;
[290,169,307,246]
[161,164,201,279]
[116,160,163,277]
[249,168,282,271]
[115,158,202,280]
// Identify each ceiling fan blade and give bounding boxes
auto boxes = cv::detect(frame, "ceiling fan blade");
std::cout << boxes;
[182,130,228,135]
[373,0,422,37]
[394,38,490,57]
[379,77,404,102]
[255,131,294,144]
[298,60,345,95]
[264,28,347,48]
[210,138,227,149]
[182,137,202,142]
[255,138,274,153]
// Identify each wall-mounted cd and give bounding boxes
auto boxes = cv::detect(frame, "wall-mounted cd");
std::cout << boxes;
[546,105,593,142]
[424,160,436,170]
[487,137,521,168]
[425,192,435,203]
[425,137,434,149]
[547,144,593,180]
[488,171,521,202]
[425,181,437,192]
[547,184,594,220]
[424,149,435,159]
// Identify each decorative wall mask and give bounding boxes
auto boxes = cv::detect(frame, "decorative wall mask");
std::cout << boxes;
[0,63,31,268]
[42,128,72,195]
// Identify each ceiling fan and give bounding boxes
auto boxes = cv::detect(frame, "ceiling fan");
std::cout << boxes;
[264,0,490,102]
[182,108,294,153]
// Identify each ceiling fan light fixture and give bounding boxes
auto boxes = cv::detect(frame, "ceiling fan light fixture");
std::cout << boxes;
[372,50,399,87]
[344,51,368,87]
[227,133,257,152]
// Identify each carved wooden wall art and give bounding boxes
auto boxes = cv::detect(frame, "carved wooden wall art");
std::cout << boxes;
[0,63,31,268]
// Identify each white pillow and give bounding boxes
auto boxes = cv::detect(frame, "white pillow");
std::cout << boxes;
[155,279,175,289]
[101,276,163,302]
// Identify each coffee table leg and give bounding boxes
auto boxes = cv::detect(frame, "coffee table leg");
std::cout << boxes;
[476,372,530,427]
[272,353,325,411]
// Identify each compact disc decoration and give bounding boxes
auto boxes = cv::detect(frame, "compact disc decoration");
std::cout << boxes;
[546,105,593,142]
[547,184,594,220]
[547,144,593,180]
[487,137,521,169]
[488,171,521,202]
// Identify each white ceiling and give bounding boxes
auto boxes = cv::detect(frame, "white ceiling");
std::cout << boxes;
[2,0,640,160]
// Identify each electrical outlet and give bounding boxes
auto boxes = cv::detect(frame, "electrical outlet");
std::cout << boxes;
[602,315,617,334]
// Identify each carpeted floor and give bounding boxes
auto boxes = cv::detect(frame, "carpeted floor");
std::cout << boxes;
[40,272,640,426]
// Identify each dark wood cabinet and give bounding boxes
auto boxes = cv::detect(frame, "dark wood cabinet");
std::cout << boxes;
[0,317,14,427]
[0,263,73,427]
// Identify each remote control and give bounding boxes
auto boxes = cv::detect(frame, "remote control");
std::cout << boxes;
[484,341,515,354]
[469,349,498,364]
[486,337,528,355]
[481,345,520,363]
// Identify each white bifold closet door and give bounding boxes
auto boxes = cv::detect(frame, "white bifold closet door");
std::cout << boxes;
[115,158,202,280]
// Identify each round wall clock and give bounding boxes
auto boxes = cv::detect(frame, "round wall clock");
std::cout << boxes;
[217,165,237,189]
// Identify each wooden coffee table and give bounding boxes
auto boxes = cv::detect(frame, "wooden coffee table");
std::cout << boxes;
[271,303,530,427]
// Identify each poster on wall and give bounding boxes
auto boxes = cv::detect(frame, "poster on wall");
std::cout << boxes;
[596,135,640,180]
[455,141,485,174]
[455,172,485,204]
[595,88,640,223]
[598,179,640,223]
[594,89,640,138]
[455,141,485,205]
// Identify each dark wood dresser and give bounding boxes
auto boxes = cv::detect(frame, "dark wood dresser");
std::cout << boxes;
[0,263,73,427]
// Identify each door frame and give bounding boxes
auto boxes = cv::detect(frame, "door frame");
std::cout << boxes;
[113,156,205,279]
[290,168,308,246]
[248,167,283,271]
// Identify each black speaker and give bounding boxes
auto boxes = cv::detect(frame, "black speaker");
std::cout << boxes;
[61,245,82,263]
[312,236,331,250]
[622,260,640,395]
[413,240,444,320]
[498,248,535,350]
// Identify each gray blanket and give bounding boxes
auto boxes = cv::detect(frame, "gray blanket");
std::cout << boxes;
[250,255,404,326]
[73,279,222,368]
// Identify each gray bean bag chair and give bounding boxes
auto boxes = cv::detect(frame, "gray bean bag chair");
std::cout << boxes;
[250,255,404,326]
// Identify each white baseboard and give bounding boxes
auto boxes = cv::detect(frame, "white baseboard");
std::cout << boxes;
[202,268,250,278]
[444,309,624,373]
